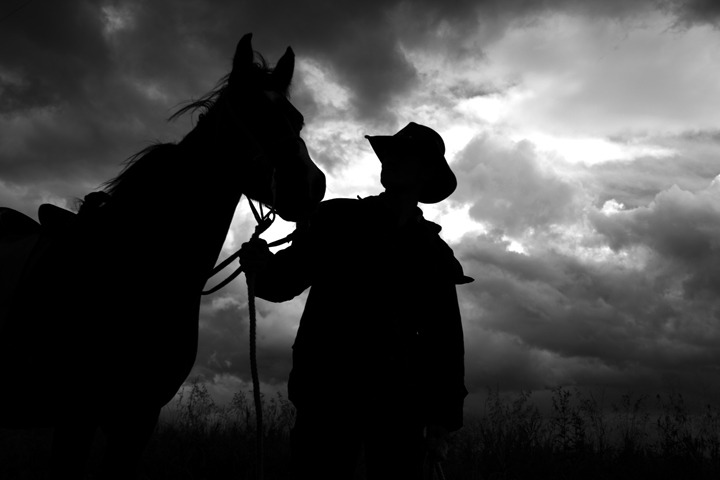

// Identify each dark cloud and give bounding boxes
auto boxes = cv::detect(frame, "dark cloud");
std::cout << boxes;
[659,0,720,27]
[0,1,109,113]
[455,228,720,401]
[590,180,720,300]
[562,131,720,217]
[584,161,705,211]
[451,133,580,235]
[583,159,720,210]
[100,0,487,125]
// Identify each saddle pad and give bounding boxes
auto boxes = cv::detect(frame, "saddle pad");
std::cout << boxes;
[0,207,39,236]
[38,203,76,231]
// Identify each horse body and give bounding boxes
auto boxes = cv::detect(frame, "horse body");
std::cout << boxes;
[0,33,325,478]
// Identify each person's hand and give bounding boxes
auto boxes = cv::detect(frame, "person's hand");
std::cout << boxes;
[425,424,449,462]
[240,237,272,273]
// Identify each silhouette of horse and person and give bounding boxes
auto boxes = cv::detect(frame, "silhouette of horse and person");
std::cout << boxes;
[1,33,471,480]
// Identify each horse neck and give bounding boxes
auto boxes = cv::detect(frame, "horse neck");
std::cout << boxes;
[124,120,256,292]
[189,127,258,261]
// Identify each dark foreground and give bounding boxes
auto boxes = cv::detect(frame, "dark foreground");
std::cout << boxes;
[2,382,719,479]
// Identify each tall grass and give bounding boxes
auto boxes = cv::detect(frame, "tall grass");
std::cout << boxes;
[142,378,297,479]
[2,381,719,479]
[443,386,720,480]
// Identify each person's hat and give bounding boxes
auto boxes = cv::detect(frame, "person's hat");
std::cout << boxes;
[364,122,456,204]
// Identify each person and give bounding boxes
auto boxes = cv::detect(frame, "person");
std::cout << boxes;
[241,122,472,479]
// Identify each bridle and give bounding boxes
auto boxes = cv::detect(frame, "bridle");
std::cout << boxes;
[201,92,300,296]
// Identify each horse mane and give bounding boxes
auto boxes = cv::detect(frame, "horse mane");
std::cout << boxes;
[96,51,288,203]
[100,143,176,200]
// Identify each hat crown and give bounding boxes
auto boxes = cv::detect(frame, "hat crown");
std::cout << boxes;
[395,122,445,156]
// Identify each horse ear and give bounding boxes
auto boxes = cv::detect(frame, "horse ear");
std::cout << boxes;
[233,33,254,73]
[272,47,295,91]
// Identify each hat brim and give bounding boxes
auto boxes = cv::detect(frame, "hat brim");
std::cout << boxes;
[366,135,456,204]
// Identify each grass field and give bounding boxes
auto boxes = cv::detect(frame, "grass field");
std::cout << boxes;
[2,381,720,479]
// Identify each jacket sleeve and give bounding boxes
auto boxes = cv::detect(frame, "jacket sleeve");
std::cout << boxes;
[420,234,471,432]
[421,281,469,432]
[252,199,352,302]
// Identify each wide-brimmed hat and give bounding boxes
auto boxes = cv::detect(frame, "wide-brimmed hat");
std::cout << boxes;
[365,122,456,204]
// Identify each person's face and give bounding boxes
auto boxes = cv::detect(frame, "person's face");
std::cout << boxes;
[379,149,430,194]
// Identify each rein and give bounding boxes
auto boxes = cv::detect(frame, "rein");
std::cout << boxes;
[200,202,293,296]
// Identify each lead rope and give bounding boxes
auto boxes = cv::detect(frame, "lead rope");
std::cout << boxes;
[202,195,281,480]
[247,269,262,480]
[204,196,283,480]
[198,96,301,480]
[245,197,274,480]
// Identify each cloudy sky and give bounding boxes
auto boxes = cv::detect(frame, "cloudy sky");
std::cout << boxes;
[3,0,720,415]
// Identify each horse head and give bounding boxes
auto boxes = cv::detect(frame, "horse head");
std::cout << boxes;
[222,33,326,223]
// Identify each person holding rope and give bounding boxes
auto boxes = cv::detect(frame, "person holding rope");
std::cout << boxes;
[241,122,472,480]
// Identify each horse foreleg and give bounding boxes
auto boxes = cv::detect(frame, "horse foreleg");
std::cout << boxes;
[99,405,160,480]
[48,419,99,480]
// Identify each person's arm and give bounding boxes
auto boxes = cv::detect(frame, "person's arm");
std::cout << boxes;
[242,199,352,302]
[243,224,315,303]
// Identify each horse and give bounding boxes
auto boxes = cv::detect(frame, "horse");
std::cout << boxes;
[0,33,326,479]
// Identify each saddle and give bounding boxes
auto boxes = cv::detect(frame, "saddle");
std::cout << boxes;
[0,204,76,332]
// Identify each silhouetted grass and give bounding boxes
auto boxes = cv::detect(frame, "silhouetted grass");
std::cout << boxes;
[442,386,720,480]
[142,379,297,479]
[2,380,720,479]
